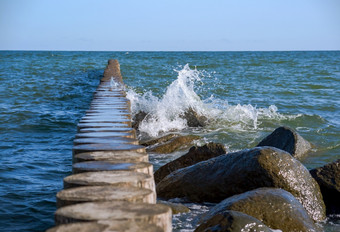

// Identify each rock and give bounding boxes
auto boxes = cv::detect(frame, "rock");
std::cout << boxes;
[73,150,148,163]
[133,108,208,133]
[63,171,155,191]
[56,185,155,208]
[181,107,208,127]
[147,135,201,154]
[195,210,273,232]
[140,134,179,147]
[310,159,340,215]
[154,142,226,184]
[157,200,190,214]
[257,126,312,159]
[156,147,326,222]
[73,161,153,175]
[199,188,318,232]
[54,201,172,232]
[47,221,163,232]
[132,111,147,131]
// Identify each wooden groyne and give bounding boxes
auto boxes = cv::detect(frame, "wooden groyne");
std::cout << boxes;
[47,60,172,232]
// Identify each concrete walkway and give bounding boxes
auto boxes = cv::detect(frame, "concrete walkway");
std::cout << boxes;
[47,60,172,232]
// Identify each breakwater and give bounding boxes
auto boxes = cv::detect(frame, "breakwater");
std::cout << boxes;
[47,60,172,232]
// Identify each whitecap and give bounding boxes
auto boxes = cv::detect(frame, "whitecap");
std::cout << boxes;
[126,64,292,138]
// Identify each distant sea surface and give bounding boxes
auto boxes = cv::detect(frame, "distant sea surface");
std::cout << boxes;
[0,51,339,231]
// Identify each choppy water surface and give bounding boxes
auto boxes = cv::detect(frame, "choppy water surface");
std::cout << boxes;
[0,51,339,231]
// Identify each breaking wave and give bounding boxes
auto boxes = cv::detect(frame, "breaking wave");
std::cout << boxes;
[126,64,295,138]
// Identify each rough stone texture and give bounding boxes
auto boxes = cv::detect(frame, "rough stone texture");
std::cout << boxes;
[140,134,179,147]
[156,147,326,222]
[101,59,123,83]
[56,185,155,208]
[63,171,154,191]
[72,143,145,155]
[47,221,163,232]
[77,122,132,129]
[147,135,201,154]
[73,136,138,146]
[199,188,318,232]
[181,107,208,127]
[257,126,312,159]
[132,108,207,133]
[73,161,153,175]
[55,201,172,232]
[195,210,273,232]
[154,142,226,184]
[73,150,149,163]
[310,159,340,215]
[75,131,135,140]
[132,111,148,131]
[157,200,190,215]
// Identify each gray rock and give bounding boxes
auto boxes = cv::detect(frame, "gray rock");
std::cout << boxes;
[154,142,226,183]
[310,159,340,215]
[156,147,326,222]
[157,200,190,214]
[257,126,312,159]
[146,135,201,154]
[132,111,147,131]
[195,210,273,232]
[181,107,208,127]
[140,134,179,147]
[133,107,207,133]
[199,188,318,232]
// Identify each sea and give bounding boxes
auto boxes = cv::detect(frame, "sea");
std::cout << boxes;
[0,51,339,231]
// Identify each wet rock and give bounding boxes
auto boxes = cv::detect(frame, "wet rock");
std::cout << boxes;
[156,147,326,222]
[47,221,163,232]
[154,142,226,184]
[157,200,190,214]
[140,134,179,147]
[132,111,147,131]
[132,107,207,133]
[257,126,312,159]
[147,135,201,154]
[195,210,273,232]
[310,159,340,215]
[181,107,208,127]
[199,188,318,232]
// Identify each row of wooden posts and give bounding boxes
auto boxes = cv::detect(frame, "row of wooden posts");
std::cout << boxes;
[47,60,172,232]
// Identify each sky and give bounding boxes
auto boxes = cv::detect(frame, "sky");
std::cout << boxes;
[1,0,339,51]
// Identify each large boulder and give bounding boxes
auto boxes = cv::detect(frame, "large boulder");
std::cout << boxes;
[256,126,312,159]
[195,210,273,232]
[310,159,340,215]
[198,188,318,232]
[154,142,226,183]
[180,107,208,127]
[156,147,326,222]
[147,135,201,154]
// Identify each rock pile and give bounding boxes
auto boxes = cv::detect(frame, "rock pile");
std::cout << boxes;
[153,126,336,232]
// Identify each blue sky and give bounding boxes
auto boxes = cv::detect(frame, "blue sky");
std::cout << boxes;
[1,0,339,51]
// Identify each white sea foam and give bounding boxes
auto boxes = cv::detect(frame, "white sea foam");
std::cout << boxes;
[126,64,289,138]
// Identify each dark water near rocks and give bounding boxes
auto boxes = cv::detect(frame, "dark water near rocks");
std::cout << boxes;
[0,51,339,231]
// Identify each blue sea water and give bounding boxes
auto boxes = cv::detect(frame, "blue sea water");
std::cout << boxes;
[0,51,339,231]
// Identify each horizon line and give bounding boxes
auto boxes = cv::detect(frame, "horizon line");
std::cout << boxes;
[1,49,340,52]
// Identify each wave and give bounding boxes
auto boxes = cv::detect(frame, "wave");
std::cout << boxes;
[126,64,298,138]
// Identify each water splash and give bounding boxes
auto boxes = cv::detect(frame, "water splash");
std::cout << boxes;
[127,64,289,137]
[110,76,125,91]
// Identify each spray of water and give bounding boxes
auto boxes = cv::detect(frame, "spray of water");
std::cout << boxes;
[126,64,287,137]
